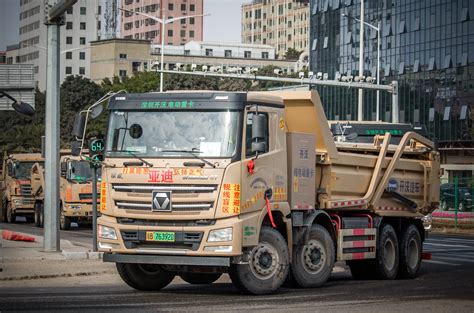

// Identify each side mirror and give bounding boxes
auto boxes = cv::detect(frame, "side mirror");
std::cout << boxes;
[72,113,86,139]
[90,104,103,119]
[60,162,67,177]
[251,114,267,154]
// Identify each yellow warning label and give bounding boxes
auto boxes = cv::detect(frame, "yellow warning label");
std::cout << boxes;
[221,183,241,214]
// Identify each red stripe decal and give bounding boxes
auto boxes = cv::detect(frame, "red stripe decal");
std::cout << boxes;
[352,241,365,248]
[352,252,365,260]
[353,229,365,236]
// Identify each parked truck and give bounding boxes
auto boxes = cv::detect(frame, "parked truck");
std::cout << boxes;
[0,153,44,223]
[83,90,439,295]
[31,154,100,230]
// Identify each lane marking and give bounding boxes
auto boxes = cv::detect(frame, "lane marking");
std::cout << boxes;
[423,259,460,266]
[423,243,470,248]
[435,255,474,263]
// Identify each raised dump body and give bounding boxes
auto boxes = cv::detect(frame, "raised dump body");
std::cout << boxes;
[78,90,439,295]
[31,154,100,229]
[0,153,43,223]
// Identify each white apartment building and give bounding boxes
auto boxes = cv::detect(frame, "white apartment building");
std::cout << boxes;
[98,0,121,40]
[151,41,276,59]
[11,0,99,91]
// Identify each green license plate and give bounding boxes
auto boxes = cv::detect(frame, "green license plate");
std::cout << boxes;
[146,231,175,242]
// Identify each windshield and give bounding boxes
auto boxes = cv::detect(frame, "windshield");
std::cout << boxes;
[68,160,96,182]
[13,161,41,179]
[106,110,241,158]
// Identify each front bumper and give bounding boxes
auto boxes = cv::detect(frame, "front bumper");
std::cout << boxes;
[11,197,35,212]
[103,253,230,267]
[97,214,243,257]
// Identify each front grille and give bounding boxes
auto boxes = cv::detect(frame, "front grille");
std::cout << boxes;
[112,184,217,194]
[20,184,31,196]
[115,201,213,212]
[117,218,215,227]
[22,197,35,205]
[120,230,203,250]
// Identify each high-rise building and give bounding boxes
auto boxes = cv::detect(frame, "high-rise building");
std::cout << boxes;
[98,0,122,40]
[16,0,99,91]
[241,0,310,59]
[310,0,474,180]
[121,0,204,45]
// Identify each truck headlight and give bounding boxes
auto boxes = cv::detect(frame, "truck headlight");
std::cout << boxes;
[14,199,22,205]
[208,227,233,242]
[70,205,82,210]
[98,225,117,240]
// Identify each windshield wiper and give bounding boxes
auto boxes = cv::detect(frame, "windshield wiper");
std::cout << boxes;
[108,150,154,167]
[162,148,216,168]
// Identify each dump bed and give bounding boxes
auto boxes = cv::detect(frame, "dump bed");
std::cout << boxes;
[266,90,440,217]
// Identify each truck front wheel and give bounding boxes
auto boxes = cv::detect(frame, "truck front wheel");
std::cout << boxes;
[291,224,335,288]
[375,223,399,279]
[116,263,175,291]
[34,202,44,228]
[6,201,16,223]
[398,224,422,279]
[59,205,71,230]
[229,226,289,295]
[180,273,222,285]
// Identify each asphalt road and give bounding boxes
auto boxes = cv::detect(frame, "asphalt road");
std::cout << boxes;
[1,223,473,312]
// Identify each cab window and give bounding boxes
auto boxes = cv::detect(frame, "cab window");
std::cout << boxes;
[245,112,269,158]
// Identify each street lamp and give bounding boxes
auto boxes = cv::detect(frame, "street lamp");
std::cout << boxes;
[119,7,209,92]
[0,90,35,116]
[342,13,381,121]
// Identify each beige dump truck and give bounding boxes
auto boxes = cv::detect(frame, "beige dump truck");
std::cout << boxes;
[88,90,439,295]
[0,153,43,223]
[31,155,100,230]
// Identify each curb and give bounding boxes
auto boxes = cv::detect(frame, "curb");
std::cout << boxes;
[61,251,103,260]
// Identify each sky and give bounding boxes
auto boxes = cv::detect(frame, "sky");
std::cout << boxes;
[0,0,251,51]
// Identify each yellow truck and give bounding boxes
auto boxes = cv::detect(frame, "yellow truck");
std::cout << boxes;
[0,153,44,223]
[31,155,100,230]
[86,90,439,295]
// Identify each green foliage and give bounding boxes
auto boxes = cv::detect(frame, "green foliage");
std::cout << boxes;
[284,48,303,60]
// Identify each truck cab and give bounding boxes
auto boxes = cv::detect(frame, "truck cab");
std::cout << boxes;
[1,153,44,223]
[31,154,100,229]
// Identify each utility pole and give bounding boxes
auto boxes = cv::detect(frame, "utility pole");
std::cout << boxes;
[358,0,365,121]
[43,0,77,252]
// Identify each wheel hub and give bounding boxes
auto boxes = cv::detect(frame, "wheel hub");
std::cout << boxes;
[303,240,326,273]
[251,243,278,278]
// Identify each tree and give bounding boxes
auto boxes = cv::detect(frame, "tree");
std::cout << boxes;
[284,48,303,60]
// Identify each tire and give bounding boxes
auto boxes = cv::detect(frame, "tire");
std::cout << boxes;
[0,198,6,223]
[34,202,44,228]
[6,201,16,223]
[116,263,175,291]
[60,204,71,230]
[291,224,335,288]
[398,224,422,279]
[180,273,222,285]
[347,260,376,280]
[229,226,289,295]
[374,224,399,279]
[440,200,447,211]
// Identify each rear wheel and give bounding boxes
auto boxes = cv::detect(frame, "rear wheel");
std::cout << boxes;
[116,263,175,291]
[291,224,335,288]
[59,204,71,230]
[440,200,447,211]
[229,226,289,295]
[398,224,422,279]
[34,202,44,228]
[374,224,399,279]
[6,201,16,223]
[180,273,222,285]
[0,199,7,223]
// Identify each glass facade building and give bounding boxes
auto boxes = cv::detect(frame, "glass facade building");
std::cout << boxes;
[309,0,473,149]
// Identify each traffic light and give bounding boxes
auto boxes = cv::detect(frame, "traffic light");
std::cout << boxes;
[88,138,105,168]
